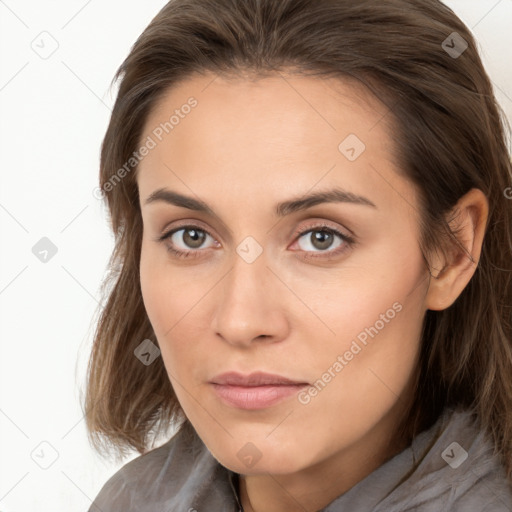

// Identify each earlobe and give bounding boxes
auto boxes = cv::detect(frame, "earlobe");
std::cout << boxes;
[424,188,489,311]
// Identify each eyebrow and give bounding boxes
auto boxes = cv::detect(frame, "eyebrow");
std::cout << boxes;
[143,187,377,216]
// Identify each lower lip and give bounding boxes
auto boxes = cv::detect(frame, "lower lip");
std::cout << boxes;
[210,383,308,410]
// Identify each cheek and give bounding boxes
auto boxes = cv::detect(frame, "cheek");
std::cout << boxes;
[287,283,423,466]
[140,241,190,336]
[140,246,166,334]
[290,239,426,414]
[139,244,207,382]
[290,233,426,355]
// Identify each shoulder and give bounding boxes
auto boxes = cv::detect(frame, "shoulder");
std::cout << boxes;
[88,422,237,512]
[381,407,512,511]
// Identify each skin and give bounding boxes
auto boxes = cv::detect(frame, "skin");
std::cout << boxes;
[136,70,488,512]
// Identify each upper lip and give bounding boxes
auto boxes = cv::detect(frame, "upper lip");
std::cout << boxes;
[210,371,308,387]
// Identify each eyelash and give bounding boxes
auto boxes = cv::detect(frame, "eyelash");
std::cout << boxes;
[157,222,356,261]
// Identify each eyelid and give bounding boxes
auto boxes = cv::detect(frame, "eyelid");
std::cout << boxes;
[156,219,215,241]
[289,222,355,260]
[289,219,353,242]
[156,222,218,247]
[158,217,353,240]
[155,219,356,259]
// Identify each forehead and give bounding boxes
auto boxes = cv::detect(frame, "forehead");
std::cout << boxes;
[136,70,415,218]
[141,70,390,148]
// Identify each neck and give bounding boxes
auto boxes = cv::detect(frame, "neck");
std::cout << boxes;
[238,401,412,512]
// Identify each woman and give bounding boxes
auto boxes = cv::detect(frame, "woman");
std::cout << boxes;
[84,0,512,510]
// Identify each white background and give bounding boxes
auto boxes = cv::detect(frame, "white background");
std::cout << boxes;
[0,1,511,510]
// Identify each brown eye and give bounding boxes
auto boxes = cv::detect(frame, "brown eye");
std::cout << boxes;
[296,228,344,252]
[162,227,212,250]
[290,223,356,261]
[158,225,218,259]
[179,228,207,249]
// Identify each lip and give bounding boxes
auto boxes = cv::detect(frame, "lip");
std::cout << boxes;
[210,371,307,386]
[209,372,309,410]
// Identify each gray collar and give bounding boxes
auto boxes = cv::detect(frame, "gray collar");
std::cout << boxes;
[89,406,512,512]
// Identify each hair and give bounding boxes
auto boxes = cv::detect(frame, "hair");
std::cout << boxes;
[82,0,512,478]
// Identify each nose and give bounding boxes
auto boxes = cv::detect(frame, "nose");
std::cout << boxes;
[210,252,290,348]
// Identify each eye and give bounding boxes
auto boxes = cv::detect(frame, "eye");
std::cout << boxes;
[156,222,355,260]
[290,223,355,260]
[158,225,218,259]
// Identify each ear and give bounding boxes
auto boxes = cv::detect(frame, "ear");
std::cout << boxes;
[424,188,489,311]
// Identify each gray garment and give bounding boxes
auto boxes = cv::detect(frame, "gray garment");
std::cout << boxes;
[88,406,512,511]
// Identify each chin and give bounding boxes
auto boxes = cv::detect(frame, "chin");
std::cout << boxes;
[219,455,306,476]
[206,435,312,476]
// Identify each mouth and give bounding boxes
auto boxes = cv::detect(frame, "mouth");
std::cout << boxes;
[209,371,309,410]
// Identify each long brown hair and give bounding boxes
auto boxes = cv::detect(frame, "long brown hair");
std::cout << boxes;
[82,0,512,477]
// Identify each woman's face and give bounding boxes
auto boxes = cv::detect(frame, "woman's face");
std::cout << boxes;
[137,71,430,476]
